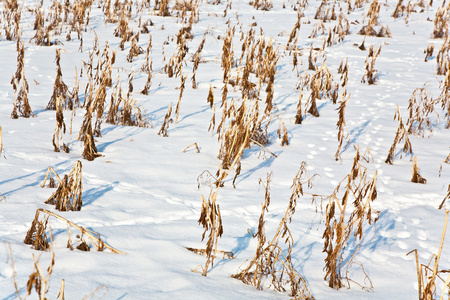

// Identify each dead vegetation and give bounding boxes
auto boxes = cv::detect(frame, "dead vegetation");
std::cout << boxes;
[11,42,33,118]
[44,160,83,211]
[386,106,414,164]
[407,209,450,299]
[52,96,70,153]
[24,208,124,253]
[190,187,231,276]
[359,0,392,37]
[322,147,379,289]
[361,45,382,85]
[232,169,314,299]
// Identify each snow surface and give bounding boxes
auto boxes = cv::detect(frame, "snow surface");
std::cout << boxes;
[1,0,450,299]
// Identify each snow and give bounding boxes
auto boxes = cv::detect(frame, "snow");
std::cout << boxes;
[1,0,450,299]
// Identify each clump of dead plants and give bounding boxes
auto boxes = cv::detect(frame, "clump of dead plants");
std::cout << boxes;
[335,91,350,162]
[158,103,173,137]
[7,238,66,300]
[406,86,440,137]
[411,156,427,184]
[322,147,379,289]
[48,49,75,110]
[106,76,151,128]
[189,187,232,276]
[359,0,392,37]
[232,168,314,299]
[11,42,33,118]
[43,160,82,211]
[24,208,124,253]
[52,96,70,153]
[386,106,414,164]
[407,209,450,299]
[361,45,382,85]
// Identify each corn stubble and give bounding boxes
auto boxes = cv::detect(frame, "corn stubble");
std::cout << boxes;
[24,208,124,254]
[11,42,33,118]
[191,187,230,276]
[407,209,450,300]
[44,160,83,211]
[322,147,379,289]
[232,168,314,299]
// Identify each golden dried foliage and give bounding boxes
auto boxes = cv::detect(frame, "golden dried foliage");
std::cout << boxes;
[11,42,33,118]
[24,208,124,253]
[335,91,350,162]
[194,188,225,276]
[45,160,82,211]
[323,147,379,289]
[411,156,427,184]
[158,103,173,137]
[385,106,414,164]
[361,45,382,85]
[407,210,450,300]
[52,96,69,153]
[48,49,74,110]
[406,86,439,136]
[232,169,314,299]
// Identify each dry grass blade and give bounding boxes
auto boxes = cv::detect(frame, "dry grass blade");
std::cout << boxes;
[41,166,62,188]
[24,208,124,254]
[183,142,200,153]
[45,160,83,211]
[438,185,450,209]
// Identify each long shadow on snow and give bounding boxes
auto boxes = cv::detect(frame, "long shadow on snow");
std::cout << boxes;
[336,210,395,274]
[82,181,118,206]
[96,126,147,152]
[0,161,68,196]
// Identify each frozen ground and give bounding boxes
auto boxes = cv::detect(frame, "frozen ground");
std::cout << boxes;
[1,0,450,299]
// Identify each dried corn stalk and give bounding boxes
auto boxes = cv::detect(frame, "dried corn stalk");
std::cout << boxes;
[24,208,124,253]
[411,156,427,184]
[407,210,449,300]
[45,161,82,211]
[322,148,379,289]
[11,42,33,118]
[385,106,413,164]
[232,169,314,299]
[196,188,224,276]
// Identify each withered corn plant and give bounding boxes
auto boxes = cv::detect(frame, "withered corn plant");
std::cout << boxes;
[215,97,268,187]
[322,147,379,289]
[11,42,33,118]
[335,92,350,162]
[25,208,124,253]
[406,86,439,136]
[47,49,74,110]
[175,74,188,123]
[250,0,273,11]
[411,156,427,184]
[359,0,392,37]
[385,106,414,164]
[194,187,225,276]
[361,45,381,85]
[3,0,21,43]
[407,209,449,300]
[435,35,449,76]
[45,160,82,211]
[232,168,314,299]
[52,96,69,153]
[432,4,449,38]
[158,103,173,137]
[424,43,434,62]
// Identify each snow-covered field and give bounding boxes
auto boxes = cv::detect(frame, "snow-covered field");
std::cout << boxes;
[1,0,450,299]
